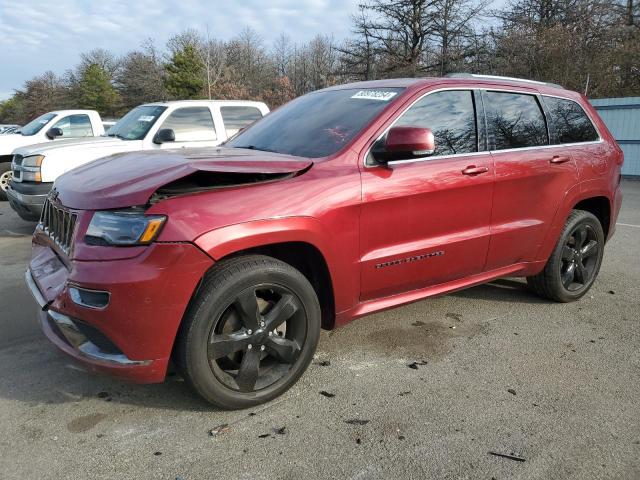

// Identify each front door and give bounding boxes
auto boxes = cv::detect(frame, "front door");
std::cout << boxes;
[155,106,221,150]
[359,89,494,301]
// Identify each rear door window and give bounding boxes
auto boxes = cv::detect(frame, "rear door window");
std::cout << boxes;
[159,107,217,142]
[393,90,477,157]
[485,91,548,150]
[543,96,599,144]
[221,106,263,137]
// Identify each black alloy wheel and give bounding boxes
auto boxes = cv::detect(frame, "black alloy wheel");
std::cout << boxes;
[175,255,321,409]
[208,284,306,392]
[527,209,605,302]
[560,223,600,291]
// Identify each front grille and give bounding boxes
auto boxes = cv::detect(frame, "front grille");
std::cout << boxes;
[11,154,23,182]
[39,198,77,255]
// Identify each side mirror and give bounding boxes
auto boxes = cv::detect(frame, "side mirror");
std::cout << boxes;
[46,127,63,140]
[153,128,176,144]
[384,126,435,158]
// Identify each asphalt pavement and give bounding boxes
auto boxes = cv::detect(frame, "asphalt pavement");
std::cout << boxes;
[0,181,638,479]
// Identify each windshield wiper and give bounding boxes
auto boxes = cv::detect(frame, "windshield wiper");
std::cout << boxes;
[239,145,280,154]
[107,133,127,140]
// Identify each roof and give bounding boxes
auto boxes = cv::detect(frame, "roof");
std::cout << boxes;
[143,100,268,107]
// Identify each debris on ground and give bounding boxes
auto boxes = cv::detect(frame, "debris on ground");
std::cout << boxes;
[398,435,405,440]
[274,426,286,435]
[209,424,231,437]
[411,321,426,327]
[344,419,370,425]
[608,290,615,295]
[356,438,361,445]
[154,451,162,456]
[507,388,517,395]
[488,451,526,462]
[315,360,331,366]
[258,433,271,438]
[446,312,463,322]
[97,391,109,399]
[398,391,411,396]
[319,390,335,398]
[407,360,428,369]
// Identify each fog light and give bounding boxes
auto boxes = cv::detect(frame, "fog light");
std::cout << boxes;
[69,286,110,309]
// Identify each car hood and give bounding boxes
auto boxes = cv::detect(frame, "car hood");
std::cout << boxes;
[55,147,313,210]
[0,134,46,154]
[14,136,128,157]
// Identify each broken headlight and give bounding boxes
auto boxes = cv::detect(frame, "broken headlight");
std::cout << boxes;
[85,211,166,246]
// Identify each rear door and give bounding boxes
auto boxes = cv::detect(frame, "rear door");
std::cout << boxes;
[359,89,494,301]
[484,89,579,270]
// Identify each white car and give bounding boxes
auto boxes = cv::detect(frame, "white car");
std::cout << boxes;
[0,110,104,200]
[7,100,269,220]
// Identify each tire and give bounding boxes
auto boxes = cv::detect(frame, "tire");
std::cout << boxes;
[527,209,605,302]
[174,254,321,409]
[0,163,12,201]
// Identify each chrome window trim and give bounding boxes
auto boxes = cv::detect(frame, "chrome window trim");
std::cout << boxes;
[388,151,491,166]
[363,86,605,169]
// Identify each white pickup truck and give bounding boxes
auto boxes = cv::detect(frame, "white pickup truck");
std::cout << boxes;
[0,110,105,200]
[7,100,269,220]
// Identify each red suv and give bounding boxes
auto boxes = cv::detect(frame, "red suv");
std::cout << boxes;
[26,75,623,409]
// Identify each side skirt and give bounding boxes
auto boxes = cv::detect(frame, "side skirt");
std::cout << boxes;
[335,260,546,326]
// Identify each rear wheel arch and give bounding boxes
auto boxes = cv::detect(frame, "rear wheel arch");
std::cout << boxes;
[572,196,611,240]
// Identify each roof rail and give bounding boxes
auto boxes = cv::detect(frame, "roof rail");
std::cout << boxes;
[445,73,564,90]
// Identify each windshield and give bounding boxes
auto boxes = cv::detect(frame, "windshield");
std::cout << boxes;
[20,113,56,136]
[227,88,405,158]
[105,105,167,140]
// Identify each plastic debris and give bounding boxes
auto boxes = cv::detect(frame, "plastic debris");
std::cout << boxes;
[488,451,526,462]
[407,360,428,369]
[344,419,370,425]
[209,424,231,437]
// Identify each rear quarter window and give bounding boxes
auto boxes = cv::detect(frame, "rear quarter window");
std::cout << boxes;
[543,96,599,144]
[485,91,548,150]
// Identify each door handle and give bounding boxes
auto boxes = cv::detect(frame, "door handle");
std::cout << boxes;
[550,156,570,164]
[461,165,489,175]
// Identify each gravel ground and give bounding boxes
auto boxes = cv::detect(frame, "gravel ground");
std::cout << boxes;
[0,180,638,480]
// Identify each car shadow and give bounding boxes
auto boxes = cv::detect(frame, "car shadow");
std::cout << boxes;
[0,339,216,412]
[451,278,550,304]
[0,279,550,412]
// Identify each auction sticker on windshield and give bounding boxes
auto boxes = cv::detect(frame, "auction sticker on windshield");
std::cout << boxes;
[138,116,156,122]
[351,90,398,101]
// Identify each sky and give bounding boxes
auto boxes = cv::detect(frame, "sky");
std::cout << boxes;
[0,0,361,100]
[0,0,504,101]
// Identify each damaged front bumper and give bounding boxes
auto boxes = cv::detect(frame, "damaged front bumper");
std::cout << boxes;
[26,236,214,383]
[26,269,151,368]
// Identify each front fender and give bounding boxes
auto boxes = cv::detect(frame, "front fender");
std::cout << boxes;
[193,216,359,314]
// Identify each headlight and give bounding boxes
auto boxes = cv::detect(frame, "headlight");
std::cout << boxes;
[18,155,44,182]
[22,155,44,167]
[85,211,166,246]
